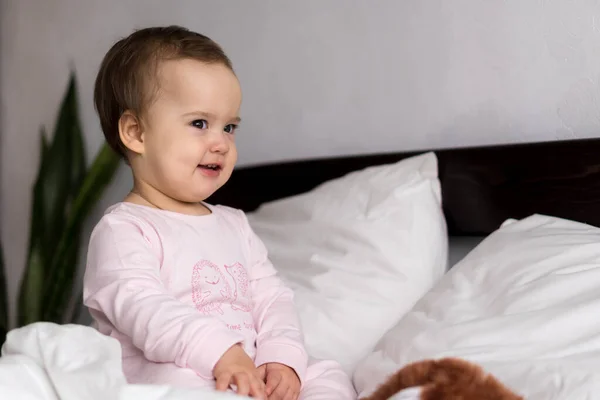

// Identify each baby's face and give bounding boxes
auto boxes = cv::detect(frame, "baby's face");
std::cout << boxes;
[136,58,242,203]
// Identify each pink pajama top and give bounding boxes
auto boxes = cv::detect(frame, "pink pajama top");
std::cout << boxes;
[83,202,308,386]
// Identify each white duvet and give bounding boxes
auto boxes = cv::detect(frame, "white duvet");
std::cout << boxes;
[354,214,600,399]
[0,322,247,400]
[5,214,600,400]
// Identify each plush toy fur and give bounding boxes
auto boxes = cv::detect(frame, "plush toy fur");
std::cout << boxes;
[360,357,523,400]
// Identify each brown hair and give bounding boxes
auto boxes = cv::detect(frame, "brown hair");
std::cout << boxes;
[93,25,234,160]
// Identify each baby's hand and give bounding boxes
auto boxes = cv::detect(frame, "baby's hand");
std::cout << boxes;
[213,344,266,399]
[257,362,301,400]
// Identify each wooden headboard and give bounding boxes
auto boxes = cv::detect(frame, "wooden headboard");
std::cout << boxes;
[207,138,600,236]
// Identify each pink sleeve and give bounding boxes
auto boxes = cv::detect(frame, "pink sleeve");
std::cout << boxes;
[239,211,309,385]
[83,214,245,380]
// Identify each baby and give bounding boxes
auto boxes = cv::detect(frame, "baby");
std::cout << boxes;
[83,25,357,400]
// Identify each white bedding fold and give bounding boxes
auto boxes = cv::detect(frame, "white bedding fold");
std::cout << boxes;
[354,215,600,399]
[0,322,246,400]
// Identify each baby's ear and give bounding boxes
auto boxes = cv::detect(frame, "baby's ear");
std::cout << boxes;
[118,110,144,155]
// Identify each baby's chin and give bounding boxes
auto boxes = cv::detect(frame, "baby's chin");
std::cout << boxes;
[179,194,215,204]
[164,182,222,203]
[161,189,215,206]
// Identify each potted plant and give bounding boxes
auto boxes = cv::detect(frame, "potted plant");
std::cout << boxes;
[0,72,121,346]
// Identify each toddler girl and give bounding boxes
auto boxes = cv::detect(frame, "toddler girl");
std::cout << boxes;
[83,25,357,400]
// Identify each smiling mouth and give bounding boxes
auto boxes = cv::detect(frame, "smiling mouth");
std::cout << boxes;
[198,164,222,171]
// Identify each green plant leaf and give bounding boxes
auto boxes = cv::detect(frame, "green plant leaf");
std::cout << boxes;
[17,128,50,326]
[57,231,81,324]
[39,73,79,264]
[41,127,49,160]
[17,241,45,326]
[0,239,8,346]
[42,143,120,322]
[66,74,86,205]
[19,73,86,326]
[18,72,118,326]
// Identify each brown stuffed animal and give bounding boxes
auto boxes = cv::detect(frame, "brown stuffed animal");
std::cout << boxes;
[360,357,523,400]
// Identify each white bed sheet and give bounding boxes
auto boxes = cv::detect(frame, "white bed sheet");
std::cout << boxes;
[0,322,246,400]
[354,214,600,399]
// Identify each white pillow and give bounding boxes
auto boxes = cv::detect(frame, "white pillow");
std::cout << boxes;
[353,214,600,399]
[246,152,448,375]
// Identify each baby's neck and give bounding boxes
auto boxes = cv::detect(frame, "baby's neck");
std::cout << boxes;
[125,182,211,217]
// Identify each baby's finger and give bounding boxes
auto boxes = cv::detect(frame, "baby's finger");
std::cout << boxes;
[257,365,267,382]
[234,373,251,396]
[265,371,282,396]
[215,372,232,391]
[269,380,288,400]
[249,376,266,399]
[282,387,295,400]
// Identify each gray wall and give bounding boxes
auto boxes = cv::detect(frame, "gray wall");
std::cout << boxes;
[2,0,600,324]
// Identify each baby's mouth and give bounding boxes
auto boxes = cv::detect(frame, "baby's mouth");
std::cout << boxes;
[198,164,222,171]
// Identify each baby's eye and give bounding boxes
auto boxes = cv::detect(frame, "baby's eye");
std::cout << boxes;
[224,124,238,134]
[191,119,208,129]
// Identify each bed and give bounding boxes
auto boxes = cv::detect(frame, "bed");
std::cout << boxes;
[208,137,600,399]
[2,137,600,399]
